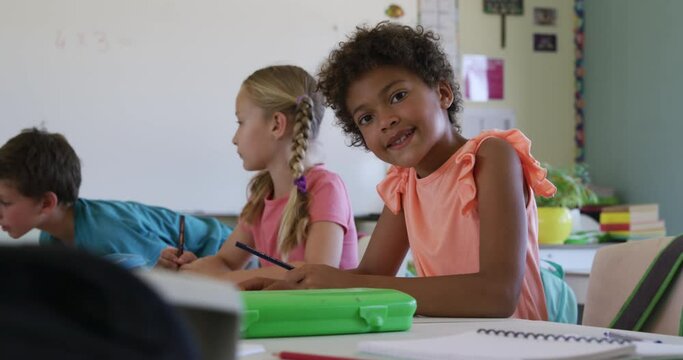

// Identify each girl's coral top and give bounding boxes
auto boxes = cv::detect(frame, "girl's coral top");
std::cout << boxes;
[377,129,556,320]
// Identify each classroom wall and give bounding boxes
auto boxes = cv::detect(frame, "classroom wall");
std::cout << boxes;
[0,0,417,216]
[458,0,576,167]
[583,0,683,235]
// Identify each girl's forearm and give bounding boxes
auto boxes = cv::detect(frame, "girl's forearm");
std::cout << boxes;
[217,264,290,284]
[349,273,519,318]
[182,255,233,274]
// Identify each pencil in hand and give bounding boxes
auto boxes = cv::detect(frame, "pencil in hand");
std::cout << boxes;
[235,241,293,270]
[176,215,185,257]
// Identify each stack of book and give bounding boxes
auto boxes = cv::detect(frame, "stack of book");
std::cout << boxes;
[599,204,666,240]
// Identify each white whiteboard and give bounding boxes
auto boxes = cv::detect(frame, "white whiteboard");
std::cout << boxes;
[0,0,418,215]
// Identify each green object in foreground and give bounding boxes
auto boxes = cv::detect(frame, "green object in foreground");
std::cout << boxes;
[240,288,417,338]
[564,234,590,245]
[563,231,601,245]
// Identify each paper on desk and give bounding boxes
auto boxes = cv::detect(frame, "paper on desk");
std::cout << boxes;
[238,343,265,357]
[636,341,683,359]
[358,330,635,360]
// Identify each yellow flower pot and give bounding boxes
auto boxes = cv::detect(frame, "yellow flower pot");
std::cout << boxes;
[538,207,573,245]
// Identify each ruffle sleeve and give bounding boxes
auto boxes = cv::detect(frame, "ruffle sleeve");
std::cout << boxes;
[453,149,478,214]
[376,166,410,214]
[495,129,557,198]
[455,129,557,213]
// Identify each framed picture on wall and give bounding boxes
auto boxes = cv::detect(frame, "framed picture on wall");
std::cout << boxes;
[533,33,557,52]
[483,0,524,48]
[533,7,556,26]
[483,0,523,14]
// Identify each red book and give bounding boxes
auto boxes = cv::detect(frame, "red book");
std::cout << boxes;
[600,220,666,232]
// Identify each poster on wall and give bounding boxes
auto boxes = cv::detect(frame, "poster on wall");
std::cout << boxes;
[461,54,504,101]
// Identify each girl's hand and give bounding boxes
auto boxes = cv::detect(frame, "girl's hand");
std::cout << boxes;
[157,247,197,270]
[176,251,197,266]
[239,264,358,290]
[157,247,181,270]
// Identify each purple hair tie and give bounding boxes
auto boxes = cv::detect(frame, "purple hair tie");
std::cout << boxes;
[296,95,310,106]
[294,175,307,193]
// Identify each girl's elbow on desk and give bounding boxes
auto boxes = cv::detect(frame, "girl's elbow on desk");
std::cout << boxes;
[473,275,521,317]
[481,293,518,318]
[411,277,519,318]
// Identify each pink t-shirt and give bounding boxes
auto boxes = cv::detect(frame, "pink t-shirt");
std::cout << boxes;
[238,165,358,269]
[377,129,556,321]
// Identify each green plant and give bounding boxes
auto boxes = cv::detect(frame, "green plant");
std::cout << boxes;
[536,163,598,208]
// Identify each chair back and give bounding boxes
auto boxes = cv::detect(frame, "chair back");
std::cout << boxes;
[582,236,683,335]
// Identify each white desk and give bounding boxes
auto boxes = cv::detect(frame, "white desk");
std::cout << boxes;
[240,317,683,359]
[0,228,40,245]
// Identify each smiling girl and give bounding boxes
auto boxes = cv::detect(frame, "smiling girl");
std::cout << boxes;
[241,23,557,319]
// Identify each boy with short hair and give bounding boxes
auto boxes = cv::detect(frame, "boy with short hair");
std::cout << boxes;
[0,128,231,269]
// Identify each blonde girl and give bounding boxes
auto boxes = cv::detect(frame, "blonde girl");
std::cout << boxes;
[182,65,358,282]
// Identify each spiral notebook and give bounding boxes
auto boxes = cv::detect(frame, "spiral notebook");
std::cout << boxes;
[358,328,681,360]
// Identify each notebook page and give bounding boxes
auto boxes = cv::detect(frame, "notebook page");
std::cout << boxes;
[635,342,683,359]
[358,330,636,360]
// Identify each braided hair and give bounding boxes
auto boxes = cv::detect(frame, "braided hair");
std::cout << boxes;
[238,65,324,258]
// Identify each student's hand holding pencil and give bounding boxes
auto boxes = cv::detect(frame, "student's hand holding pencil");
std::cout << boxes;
[156,247,197,270]
[155,214,198,270]
[239,264,357,291]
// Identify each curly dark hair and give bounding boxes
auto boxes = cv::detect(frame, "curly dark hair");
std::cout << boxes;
[0,128,81,205]
[317,21,463,149]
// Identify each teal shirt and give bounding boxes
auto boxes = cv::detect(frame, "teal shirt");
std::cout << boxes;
[39,199,232,267]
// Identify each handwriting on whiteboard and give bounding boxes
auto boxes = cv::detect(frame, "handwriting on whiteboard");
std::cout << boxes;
[55,30,133,53]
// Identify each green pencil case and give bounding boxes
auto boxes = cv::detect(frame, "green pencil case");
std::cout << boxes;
[240,288,417,338]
